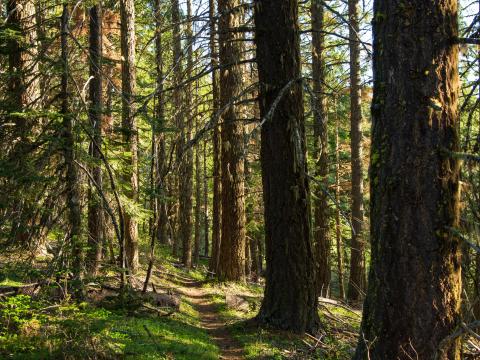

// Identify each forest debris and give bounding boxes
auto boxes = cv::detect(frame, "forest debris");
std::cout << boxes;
[225,293,250,312]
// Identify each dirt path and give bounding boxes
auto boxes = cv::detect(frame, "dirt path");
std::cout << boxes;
[168,273,245,360]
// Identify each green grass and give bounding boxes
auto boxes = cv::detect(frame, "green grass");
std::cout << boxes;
[0,245,220,360]
[0,297,219,359]
[206,282,358,359]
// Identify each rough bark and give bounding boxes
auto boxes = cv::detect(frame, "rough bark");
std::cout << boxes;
[120,0,138,273]
[87,3,104,276]
[354,1,461,358]
[347,0,366,302]
[6,0,39,138]
[254,0,320,333]
[311,0,331,298]
[217,0,246,282]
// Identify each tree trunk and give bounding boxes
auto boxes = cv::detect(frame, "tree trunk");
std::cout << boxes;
[178,0,194,269]
[208,0,222,275]
[311,0,330,298]
[354,1,461,358]
[254,0,320,333]
[6,0,39,126]
[217,0,246,282]
[87,3,104,276]
[120,0,138,273]
[347,0,365,302]
[203,138,209,257]
[61,4,84,286]
[154,0,168,246]
[194,118,202,266]
[334,97,345,300]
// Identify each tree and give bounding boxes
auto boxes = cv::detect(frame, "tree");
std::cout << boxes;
[347,0,365,302]
[87,2,104,275]
[154,0,168,246]
[311,0,331,297]
[61,4,83,286]
[208,0,221,275]
[120,0,138,273]
[354,0,461,358]
[217,0,246,281]
[254,0,320,333]
[179,0,194,269]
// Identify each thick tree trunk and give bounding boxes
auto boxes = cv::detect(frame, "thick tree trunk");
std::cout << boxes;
[217,0,246,282]
[61,4,83,286]
[354,1,461,358]
[311,0,330,298]
[120,0,138,273]
[6,0,39,141]
[208,0,222,274]
[254,0,320,333]
[87,3,104,276]
[347,0,365,302]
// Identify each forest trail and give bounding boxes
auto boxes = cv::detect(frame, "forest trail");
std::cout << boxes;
[165,271,245,360]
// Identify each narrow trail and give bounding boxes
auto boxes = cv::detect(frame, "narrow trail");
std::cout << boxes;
[165,271,245,360]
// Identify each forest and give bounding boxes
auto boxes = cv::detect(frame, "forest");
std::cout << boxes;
[0,0,479,359]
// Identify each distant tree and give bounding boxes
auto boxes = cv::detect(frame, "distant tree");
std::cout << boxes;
[354,0,462,358]
[208,0,222,275]
[311,0,331,298]
[120,0,138,273]
[254,0,320,333]
[87,2,104,275]
[347,0,366,302]
[60,4,83,285]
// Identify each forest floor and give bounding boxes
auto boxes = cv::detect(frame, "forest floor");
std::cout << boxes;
[0,245,361,359]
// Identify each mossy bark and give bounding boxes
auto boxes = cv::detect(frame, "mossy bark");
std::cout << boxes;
[354,1,461,358]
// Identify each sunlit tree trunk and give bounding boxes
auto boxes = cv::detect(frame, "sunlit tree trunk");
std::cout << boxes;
[208,0,222,275]
[154,0,168,246]
[311,0,330,298]
[354,0,461,358]
[179,0,194,269]
[120,0,138,273]
[217,0,246,281]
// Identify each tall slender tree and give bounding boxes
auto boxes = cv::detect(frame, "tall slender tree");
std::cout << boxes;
[347,0,365,302]
[61,4,83,285]
[254,0,320,333]
[154,0,168,246]
[120,0,138,272]
[179,0,194,268]
[87,2,104,275]
[311,0,330,297]
[171,0,182,258]
[217,0,246,281]
[208,0,221,275]
[354,0,461,358]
